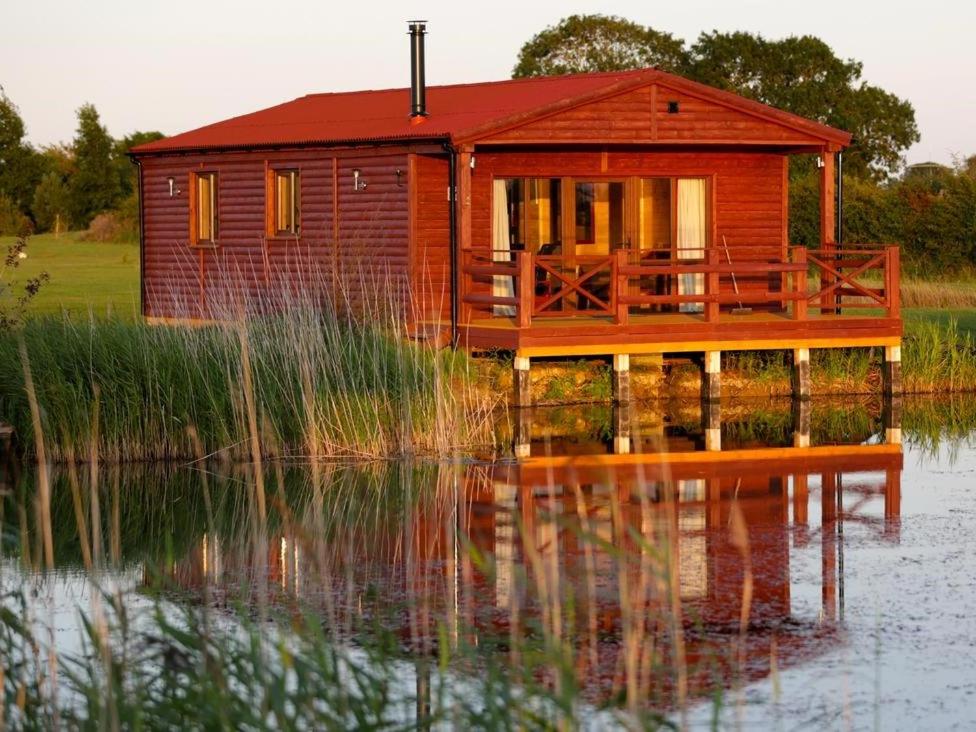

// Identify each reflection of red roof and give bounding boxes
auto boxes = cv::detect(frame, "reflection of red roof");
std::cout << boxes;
[131,68,851,155]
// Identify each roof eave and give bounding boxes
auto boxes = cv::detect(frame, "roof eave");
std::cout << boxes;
[128,133,453,158]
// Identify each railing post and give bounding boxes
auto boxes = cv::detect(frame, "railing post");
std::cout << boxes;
[516,250,533,329]
[459,250,470,325]
[793,246,808,321]
[705,247,720,322]
[614,249,629,325]
[886,245,901,318]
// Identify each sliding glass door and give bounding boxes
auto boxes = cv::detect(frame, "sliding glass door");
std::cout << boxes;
[491,175,710,316]
[676,178,707,312]
[573,181,625,255]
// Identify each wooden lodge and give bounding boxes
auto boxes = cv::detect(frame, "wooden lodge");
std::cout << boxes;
[130,22,902,401]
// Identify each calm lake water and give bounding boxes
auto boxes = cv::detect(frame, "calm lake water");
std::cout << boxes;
[2,396,976,729]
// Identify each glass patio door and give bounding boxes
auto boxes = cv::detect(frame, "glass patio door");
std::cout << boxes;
[676,178,707,313]
[573,181,626,256]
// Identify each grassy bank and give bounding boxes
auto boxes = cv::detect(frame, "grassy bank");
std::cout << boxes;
[0,308,496,463]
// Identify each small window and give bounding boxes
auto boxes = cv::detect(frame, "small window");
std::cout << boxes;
[192,172,218,245]
[272,170,300,235]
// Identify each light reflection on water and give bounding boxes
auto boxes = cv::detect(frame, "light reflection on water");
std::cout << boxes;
[2,396,976,728]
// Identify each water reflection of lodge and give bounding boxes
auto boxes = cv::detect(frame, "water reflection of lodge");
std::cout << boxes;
[161,422,902,702]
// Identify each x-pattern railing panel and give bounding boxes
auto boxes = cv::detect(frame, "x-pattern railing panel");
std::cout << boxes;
[533,256,613,315]
[807,250,889,308]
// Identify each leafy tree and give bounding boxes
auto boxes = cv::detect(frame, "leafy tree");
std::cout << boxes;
[39,143,76,179]
[114,130,164,198]
[687,32,917,180]
[68,103,121,228]
[32,171,70,233]
[0,193,31,236]
[512,15,689,78]
[0,88,43,214]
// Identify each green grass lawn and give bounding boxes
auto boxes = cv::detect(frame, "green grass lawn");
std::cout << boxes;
[904,307,976,336]
[2,232,140,319]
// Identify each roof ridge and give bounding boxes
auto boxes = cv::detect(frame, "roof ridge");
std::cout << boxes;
[299,68,653,99]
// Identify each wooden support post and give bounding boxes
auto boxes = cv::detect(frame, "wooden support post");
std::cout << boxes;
[516,251,533,329]
[612,353,630,404]
[703,400,721,452]
[819,151,837,311]
[457,147,473,252]
[513,355,531,408]
[792,347,811,401]
[701,351,721,402]
[821,472,838,621]
[819,152,836,249]
[793,473,809,547]
[883,343,902,398]
[514,403,532,459]
[614,249,629,325]
[886,245,901,318]
[612,396,632,455]
[792,246,808,320]
[792,397,811,448]
[885,467,902,541]
[705,247,720,322]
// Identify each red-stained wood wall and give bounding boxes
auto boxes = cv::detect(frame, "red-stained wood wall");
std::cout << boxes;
[141,145,789,323]
[140,149,411,321]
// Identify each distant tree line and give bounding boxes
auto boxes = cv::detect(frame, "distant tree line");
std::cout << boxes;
[0,87,161,240]
[515,16,976,275]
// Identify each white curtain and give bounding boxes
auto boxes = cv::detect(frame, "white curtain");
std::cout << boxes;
[676,178,706,313]
[492,179,516,316]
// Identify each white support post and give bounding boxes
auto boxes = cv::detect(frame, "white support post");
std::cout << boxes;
[883,343,902,398]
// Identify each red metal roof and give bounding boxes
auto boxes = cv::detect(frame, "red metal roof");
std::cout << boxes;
[131,68,850,155]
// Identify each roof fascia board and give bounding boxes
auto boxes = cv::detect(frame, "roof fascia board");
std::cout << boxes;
[457,69,851,148]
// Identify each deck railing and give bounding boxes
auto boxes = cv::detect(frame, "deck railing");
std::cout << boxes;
[460,244,900,328]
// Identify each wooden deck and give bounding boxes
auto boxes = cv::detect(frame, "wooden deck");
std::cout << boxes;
[456,310,901,356]
[457,245,902,357]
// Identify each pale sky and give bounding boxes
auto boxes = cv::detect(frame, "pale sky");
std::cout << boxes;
[2,0,972,166]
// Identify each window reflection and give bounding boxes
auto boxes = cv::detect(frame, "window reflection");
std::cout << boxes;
[497,178,562,255]
[574,181,624,252]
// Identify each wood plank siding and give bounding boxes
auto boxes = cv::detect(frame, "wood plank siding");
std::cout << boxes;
[480,84,818,146]
[141,149,411,321]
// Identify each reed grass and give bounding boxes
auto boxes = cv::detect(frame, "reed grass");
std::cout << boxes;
[724,319,976,395]
[0,300,497,463]
[900,279,976,309]
[902,318,976,393]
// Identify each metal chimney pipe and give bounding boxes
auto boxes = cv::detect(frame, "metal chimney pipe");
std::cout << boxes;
[408,20,428,118]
